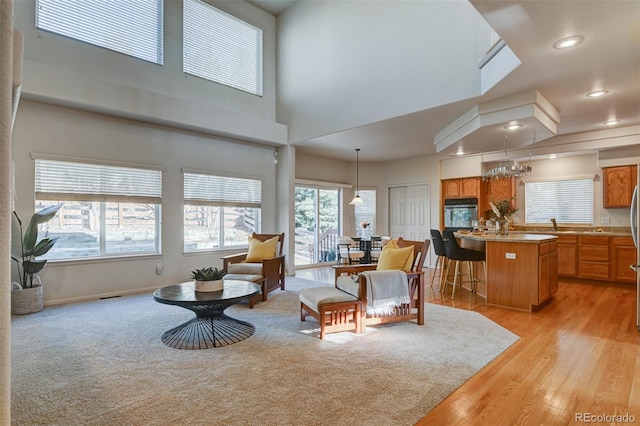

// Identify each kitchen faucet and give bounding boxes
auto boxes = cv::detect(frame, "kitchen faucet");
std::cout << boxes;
[550,218,558,231]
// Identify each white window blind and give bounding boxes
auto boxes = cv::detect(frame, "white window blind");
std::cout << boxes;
[184,172,262,207]
[35,159,162,204]
[183,0,263,96]
[525,178,594,224]
[35,0,164,65]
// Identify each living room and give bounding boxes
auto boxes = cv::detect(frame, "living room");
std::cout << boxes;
[1,0,639,424]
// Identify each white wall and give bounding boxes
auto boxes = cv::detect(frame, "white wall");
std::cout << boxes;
[12,101,278,304]
[277,0,492,142]
[13,0,286,144]
[9,0,288,304]
[295,151,441,266]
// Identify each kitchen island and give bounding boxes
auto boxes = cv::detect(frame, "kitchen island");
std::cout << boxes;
[455,232,558,312]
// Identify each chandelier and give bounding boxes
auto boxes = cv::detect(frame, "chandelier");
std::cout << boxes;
[482,134,534,181]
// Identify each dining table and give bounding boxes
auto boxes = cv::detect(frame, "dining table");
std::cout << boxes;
[352,236,382,263]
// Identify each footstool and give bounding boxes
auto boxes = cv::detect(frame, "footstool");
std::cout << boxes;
[299,287,362,339]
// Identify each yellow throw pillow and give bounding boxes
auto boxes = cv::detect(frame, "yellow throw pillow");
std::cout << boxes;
[376,242,414,272]
[245,236,279,262]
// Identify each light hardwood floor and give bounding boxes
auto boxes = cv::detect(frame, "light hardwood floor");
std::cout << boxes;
[295,266,640,425]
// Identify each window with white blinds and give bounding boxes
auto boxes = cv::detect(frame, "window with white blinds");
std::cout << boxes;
[183,172,261,207]
[35,0,164,65]
[183,171,261,251]
[34,159,163,260]
[525,178,594,224]
[35,159,162,203]
[354,190,377,236]
[183,0,263,96]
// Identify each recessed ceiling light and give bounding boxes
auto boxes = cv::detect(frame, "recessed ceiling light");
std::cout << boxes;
[603,119,621,126]
[553,36,584,49]
[548,154,557,159]
[504,123,523,130]
[586,90,608,98]
[456,149,465,156]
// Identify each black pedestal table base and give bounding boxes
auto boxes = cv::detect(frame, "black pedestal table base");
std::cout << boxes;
[153,280,261,350]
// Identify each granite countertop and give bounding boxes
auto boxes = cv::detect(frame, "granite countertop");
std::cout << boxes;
[455,231,558,243]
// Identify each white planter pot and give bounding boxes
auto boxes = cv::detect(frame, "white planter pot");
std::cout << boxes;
[11,277,43,315]
[194,279,224,292]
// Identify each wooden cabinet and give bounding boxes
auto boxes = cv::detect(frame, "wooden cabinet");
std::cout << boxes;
[578,236,610,280]
[442,177,480,199]
[549,241,558,295]
[556,234,635,284]
[611,237,637,283]
[460,178,480,197]
[557,235,578,277]
[485,239,557,311]
[482,177,515,215]
[603,165,637,208]
[444,179,461,199]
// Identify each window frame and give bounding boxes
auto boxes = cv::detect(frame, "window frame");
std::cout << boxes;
[353,189,377,236]
[524,176,595,225]
[183,170,262,252]
[35,0,164,65]
[33,156,163,261]
[182,0,264,96]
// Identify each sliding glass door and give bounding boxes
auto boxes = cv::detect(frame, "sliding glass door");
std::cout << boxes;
[294,185,340,267]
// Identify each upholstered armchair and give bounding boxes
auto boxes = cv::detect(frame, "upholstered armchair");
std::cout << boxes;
[221,233,285,308]
[333,237,429,328]
[299,237,429,338]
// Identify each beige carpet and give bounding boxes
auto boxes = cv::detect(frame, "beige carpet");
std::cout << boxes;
[11,277,518,425]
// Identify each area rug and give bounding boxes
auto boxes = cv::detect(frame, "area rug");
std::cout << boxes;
[11,277,518,425]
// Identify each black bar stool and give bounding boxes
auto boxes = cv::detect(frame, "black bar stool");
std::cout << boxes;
[429,229,449,289]
[441,230,486,299]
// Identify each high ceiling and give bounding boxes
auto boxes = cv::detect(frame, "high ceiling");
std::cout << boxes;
[250,0,640,162]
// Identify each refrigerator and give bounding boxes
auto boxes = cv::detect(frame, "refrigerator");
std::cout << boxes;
[631,164,640,332]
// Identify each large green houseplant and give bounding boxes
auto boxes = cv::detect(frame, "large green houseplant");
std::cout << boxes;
[11,204,63,314]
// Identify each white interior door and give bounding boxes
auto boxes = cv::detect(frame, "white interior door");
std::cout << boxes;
[389,184,429,242]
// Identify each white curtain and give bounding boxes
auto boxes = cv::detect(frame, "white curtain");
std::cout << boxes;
[1,0,19,421]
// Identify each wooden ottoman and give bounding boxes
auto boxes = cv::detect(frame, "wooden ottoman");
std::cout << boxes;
[299,287,362,339]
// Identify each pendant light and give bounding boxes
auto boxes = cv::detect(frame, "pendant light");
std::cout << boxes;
[349,148,364,205]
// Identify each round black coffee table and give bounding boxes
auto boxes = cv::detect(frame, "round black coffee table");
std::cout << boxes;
[153,280,261,349]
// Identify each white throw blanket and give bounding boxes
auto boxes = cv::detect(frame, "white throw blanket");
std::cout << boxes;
[361,270,410,316]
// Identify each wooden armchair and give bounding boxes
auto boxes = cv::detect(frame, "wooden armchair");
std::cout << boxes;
[300,237,429,339]
[221,233,286,308]
[333,237,429,329]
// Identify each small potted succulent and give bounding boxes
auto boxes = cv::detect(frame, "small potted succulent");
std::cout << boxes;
[190,266,226,292]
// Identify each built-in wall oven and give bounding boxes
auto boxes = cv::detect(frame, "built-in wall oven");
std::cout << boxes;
[444,197,479,232]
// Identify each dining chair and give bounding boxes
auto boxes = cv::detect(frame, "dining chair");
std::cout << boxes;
[336,236,365,265]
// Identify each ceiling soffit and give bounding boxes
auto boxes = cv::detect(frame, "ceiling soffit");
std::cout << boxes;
[434,91,559,155]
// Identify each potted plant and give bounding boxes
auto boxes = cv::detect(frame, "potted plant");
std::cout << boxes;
[190,266,226,292]
[11,204,63,314]
[489,197,518,235]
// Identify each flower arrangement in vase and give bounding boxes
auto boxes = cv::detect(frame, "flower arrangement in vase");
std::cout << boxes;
[489,197,518,235]
[360,221,371,239]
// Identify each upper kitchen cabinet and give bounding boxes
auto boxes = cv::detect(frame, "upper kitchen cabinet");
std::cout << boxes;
[443,177,480,199]
[482,176,516,213]
[603,165,637,208]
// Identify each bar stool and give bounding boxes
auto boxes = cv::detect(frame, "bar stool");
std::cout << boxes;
[441,230,486,299]
[429,230,449,289]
